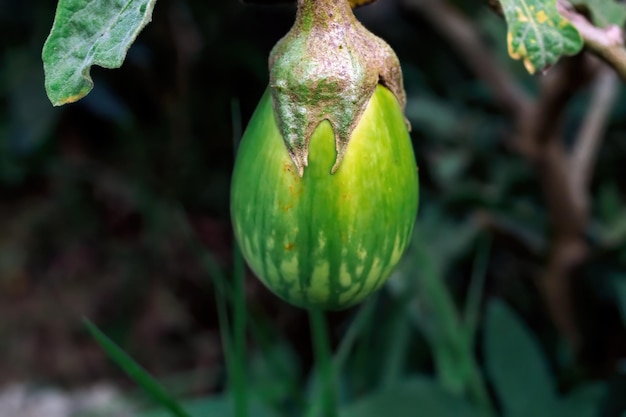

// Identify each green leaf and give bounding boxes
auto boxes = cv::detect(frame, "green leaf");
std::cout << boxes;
[42,0,156,106]
[571,0,626,27]
[339,377,482,417]
[498,0,583,73]
[83,319,192,417]
[484,300,558,417]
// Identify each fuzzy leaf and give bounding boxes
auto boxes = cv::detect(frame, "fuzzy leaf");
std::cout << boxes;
[499,0,583,73]
[42,0,156,106]
[572,0,626,27]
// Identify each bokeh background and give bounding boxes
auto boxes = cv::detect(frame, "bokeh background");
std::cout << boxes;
[1,0,626,415]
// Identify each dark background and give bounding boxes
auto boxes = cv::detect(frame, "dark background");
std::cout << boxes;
[1,0,626,413]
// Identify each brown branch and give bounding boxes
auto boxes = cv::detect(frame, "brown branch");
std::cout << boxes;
[518,55,596,236]
[558,0,626,81]
[569,65,620,215]
[540,236,588,348]
[521,59,596,349]
[403,0,616,350]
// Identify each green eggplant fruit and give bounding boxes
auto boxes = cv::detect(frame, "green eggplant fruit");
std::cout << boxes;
[231,85,418,310]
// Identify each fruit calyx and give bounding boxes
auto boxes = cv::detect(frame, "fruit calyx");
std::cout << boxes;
[269,0,407,176]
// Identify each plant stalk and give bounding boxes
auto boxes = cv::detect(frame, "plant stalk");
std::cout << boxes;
[308,308,337,417]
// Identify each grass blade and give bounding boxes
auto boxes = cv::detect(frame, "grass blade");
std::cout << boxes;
[83,319,192,417]
[380,305,412,388]
[231,241,249,417]
[464,234,491,346]
[333,295,378,370]
[225,95,248,417]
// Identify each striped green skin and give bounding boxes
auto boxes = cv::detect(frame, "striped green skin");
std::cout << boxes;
[231,85,418,310]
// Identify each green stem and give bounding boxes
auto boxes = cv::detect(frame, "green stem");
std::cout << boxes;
[381,304,411,387]
[411,238,495,415]
[308,308,337,417]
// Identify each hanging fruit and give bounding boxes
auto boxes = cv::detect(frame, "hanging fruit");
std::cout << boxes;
[231,0,418,310]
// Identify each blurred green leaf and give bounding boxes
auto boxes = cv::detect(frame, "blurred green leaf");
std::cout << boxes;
[484,300,557,417]
[499,0,583,73]
[599,216,626,247]
[339,377,481,417]
[411,204,481,273]
[248,342,301,407]
[481,208,547,255]
[597,182,624,223]
[558,383,606,417]
[432,150,471,188]
[6,50,60,156]
[388,218,493,413]
[405,96,461,140]
[42,0,156,106]
[389,222,466,389]
[83,319,192,417]
[595,182,626,246]
[138,395,280,417]
[571,0,626,27]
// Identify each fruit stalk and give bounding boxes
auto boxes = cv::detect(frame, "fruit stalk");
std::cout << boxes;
[269,0,407,176]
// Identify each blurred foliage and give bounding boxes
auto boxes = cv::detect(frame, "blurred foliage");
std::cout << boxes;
[2,0,626,416]
[572,0,626,27]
